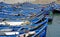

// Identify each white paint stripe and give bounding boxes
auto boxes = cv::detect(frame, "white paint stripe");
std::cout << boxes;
[4,32,19,35]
